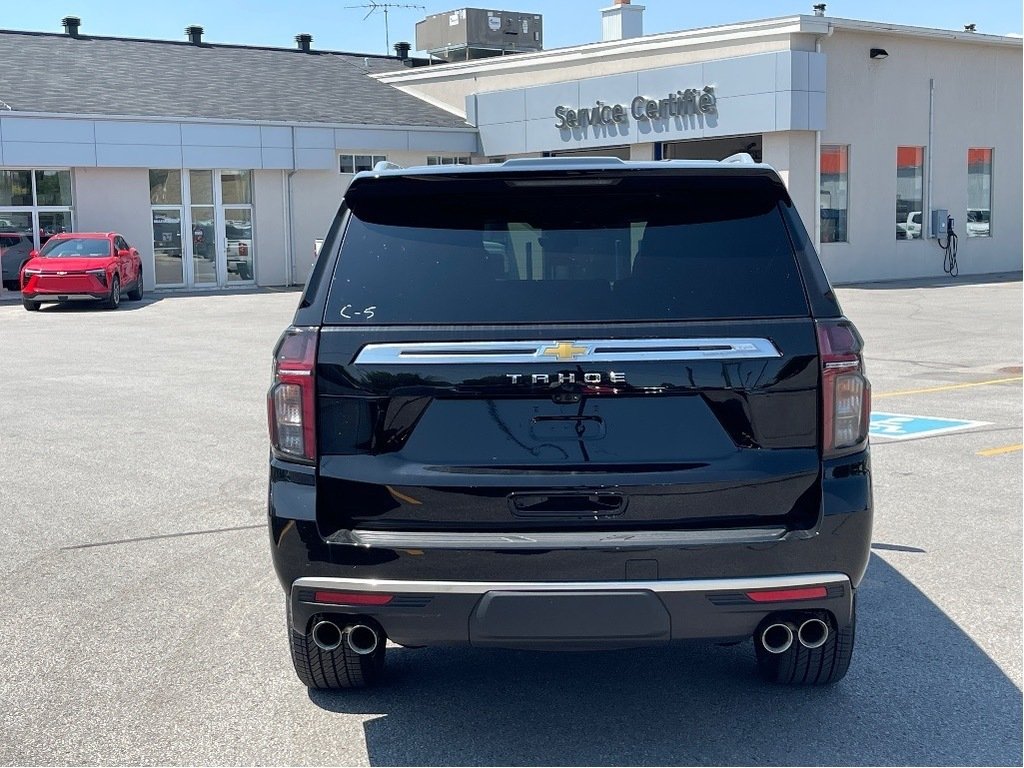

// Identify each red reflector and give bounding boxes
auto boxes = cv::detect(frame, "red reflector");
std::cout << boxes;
[313,591,393,606]
[746,586,828,603]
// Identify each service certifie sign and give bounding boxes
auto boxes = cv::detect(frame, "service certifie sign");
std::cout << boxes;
[554,86,717,129]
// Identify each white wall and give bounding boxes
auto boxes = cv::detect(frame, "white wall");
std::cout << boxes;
[72,168,155,287]
[289,171,346,286]
[288,149,444,286]
[762,131,819,240]
[818,30,1022,283]
[253,170,288,287]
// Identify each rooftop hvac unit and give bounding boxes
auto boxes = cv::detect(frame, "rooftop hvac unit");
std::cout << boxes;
[415,8,543,62]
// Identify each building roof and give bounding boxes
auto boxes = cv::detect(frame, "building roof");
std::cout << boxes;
[377,13,1022,85]
[0,29,468,128]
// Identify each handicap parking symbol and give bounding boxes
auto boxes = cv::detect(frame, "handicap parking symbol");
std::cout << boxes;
[869,412,990,440]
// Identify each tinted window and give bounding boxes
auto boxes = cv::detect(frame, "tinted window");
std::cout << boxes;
[40,237,111,258]
[326,172,809,325]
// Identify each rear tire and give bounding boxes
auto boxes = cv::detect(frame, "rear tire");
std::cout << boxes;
[104,276,121,310]
[288,611,386,690]
[22,298,40,312]
[755,602,856,685]
[127,272,144,301]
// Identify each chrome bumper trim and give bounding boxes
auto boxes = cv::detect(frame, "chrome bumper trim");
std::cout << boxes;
[294,572,850,596]
[32,293,99,301]
[334,526,788,549]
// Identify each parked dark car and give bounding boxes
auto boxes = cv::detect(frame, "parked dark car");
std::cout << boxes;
[267,157,873,690]
[1,232,34,291]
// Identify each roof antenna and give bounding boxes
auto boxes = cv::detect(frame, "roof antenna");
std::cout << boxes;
[344,2,425,54]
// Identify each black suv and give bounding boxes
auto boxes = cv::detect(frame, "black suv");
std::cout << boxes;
[267,157,872,689]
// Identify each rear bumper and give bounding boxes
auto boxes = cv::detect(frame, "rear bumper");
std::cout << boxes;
[290,572,853,649]
[270,449,872,648]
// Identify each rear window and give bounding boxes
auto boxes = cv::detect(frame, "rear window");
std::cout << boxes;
[326,172,809,325]
[40,237,111,258]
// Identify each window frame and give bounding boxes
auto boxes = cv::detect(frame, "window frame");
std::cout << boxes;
[895,146,926,242]
[426,155,473,166]
[339,154,388,174]
[819,144,850,245]
[966,147,994,239]
[0,168,75,254]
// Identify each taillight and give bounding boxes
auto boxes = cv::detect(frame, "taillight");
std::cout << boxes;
[816,318,871,457]
[268,326,318,463]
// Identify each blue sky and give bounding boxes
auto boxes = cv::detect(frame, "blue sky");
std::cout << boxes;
[4,1,1021,54]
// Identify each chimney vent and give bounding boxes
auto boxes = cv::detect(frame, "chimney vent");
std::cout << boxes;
[601,0,644,42]
[62,16,81,37]
[812,4,826,16]
[394,41,411,60]
[185,25,204,45]
[296,33,313,52]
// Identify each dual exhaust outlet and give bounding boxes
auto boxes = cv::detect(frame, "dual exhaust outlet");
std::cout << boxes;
[760,617,830,654]
[311,620,380,655]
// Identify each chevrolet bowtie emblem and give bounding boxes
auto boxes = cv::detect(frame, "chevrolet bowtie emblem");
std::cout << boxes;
[541,342,589,360]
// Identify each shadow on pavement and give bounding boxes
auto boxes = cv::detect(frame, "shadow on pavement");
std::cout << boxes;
[309,555,1022,766]
[837,271,1021,290]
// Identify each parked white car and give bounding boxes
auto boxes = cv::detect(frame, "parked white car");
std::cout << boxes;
[897,211,922,239]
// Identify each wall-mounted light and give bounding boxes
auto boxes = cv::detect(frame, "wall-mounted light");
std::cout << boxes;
[869,48,888,59]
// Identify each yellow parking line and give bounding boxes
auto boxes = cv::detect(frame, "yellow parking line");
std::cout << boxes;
[977,444,1023,457]
[875,376,1023,399]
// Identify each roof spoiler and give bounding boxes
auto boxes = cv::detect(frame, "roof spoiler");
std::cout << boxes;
[502,157,627,168]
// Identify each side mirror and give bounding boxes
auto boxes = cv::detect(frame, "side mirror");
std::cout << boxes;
[117,249,130,258]
[28,249,39,259]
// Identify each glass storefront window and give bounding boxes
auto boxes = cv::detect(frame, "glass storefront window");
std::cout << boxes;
[149,169,255,288]
[34,170,73,206]
[0,169,74,292]
[896,147,924,240]
[150,170,182,205]
[967,148,993,238]
[224,208,254,281]
[191,206,217,284]
[0,170,33,207]
[820,145,849,243]
[220,170,252,205]
[190,170,214,205]
[38,211,72,244]
[153,209,184,285]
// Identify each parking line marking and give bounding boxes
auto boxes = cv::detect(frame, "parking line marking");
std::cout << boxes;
[977,444,1023,457]
[874,376,1022,399]
[869,412,990,440]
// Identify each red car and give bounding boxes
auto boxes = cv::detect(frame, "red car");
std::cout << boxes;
[20,232,144,311]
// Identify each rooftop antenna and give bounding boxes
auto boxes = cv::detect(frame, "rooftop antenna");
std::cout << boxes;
[345,2,425,53]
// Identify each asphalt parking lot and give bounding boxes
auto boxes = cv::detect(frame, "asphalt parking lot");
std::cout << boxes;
[0,276,1021,766]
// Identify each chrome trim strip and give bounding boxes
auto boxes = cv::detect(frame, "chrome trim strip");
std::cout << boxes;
[294,572,850,595]
[340,527,787,549]
[353,338,781,365]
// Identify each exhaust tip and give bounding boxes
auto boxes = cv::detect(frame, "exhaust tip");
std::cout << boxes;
[311,619,342,651]
[760,622,795,654]
[798,618,830,649]
[346,624,380,655]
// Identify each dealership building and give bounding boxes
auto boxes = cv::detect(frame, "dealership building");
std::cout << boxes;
[0,5,1020,299]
